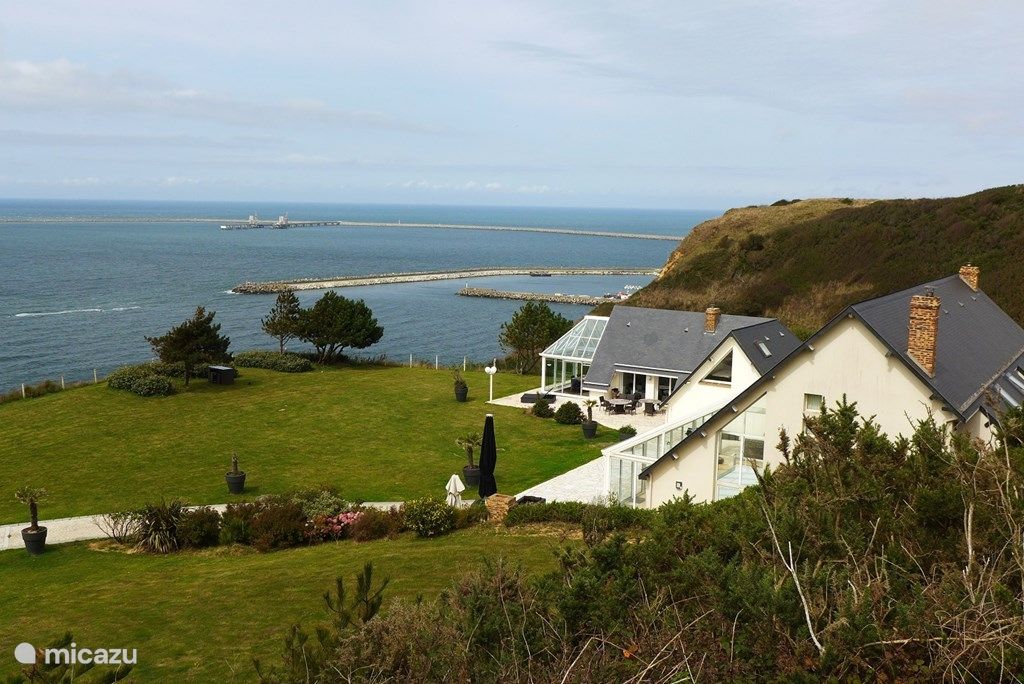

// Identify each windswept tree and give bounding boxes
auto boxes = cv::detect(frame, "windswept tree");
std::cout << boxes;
[261,291,303,353]
[297,291,383,363]
[498,301,573,373]
[146,306,231,385]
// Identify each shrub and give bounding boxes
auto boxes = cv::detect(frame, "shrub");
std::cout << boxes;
[178,507,222,548]
[234,350,313,373]
[618,424,637,439]
[290,486,349,519]
[553,401,583,425]
[129,375,174,397]
[403,497,456,538]
[148,361,190,378]
[97,510,140,544]
[454,502,489,529]
[136,500,187,553]
[219,502,262,545]
[350,506,405,541]
[307,511,362,542]
[107,364,158,391]
[250,501,308,551]
[531,399,554,418]
[503,501,656,531]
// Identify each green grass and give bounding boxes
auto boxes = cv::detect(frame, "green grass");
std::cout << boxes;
[0,527,569,681]
[0,365,615,523]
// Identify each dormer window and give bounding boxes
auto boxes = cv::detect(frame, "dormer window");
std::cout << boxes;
[704,351,733,383]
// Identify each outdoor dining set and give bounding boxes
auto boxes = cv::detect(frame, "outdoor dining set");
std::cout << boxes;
[599,394,663,416]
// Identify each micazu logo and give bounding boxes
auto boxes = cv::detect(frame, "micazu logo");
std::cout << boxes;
[15,641,137,666]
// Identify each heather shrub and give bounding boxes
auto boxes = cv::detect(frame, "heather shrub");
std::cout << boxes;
[219,502,263,545]
[403,497,456,538]
[178,507,222,548]
[129,375,174,397]
[553,401,583,424]
[350,507,405,541]
[306,511,362,543]
[234,350,313,373]
[454,502,488,529]
[250,500,308,551]
[531,399,554,418]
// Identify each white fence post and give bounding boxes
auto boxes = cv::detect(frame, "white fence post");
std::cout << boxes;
[463,356,467,371]
[94,369,98,383]
[435,355,439,370]
[61,375,65,390]
[21,384,26,399]
[409,354,413,368]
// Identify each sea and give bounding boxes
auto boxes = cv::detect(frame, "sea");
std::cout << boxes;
[0,200,715,391]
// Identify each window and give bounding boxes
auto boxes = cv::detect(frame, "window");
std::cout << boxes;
[657,376,676,401]
[756,341,772,357]
[803,393,824,415]
[715,396,767,500]
[621,372,646,397]
[704,351,733,383]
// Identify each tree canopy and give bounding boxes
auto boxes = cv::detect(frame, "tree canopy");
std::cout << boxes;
[261,291,303,353]
[498,301,573,373]
[146,306,231,385]
[297,292,383,363]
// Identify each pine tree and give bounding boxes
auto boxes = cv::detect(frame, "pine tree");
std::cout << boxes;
[146,307,231,385]
[261,291,302,353]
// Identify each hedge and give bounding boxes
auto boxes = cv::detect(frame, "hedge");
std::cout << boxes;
[234,350,314,373]
[504,501,656,530]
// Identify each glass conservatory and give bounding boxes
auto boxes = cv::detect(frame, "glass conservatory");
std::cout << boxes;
[539,315,608,394]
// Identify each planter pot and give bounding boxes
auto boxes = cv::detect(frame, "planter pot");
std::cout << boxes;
[225,471,247,495]
[582,421,598,439]
[454,385,469,402]
[21,527,47,555]
[462,465,481,487]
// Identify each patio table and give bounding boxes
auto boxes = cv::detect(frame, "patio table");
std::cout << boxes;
[608,398,632,414]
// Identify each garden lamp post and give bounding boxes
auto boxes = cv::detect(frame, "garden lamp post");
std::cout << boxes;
[485,359,497,401]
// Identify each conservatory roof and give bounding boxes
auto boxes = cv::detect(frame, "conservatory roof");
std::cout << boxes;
[541,316,609,363]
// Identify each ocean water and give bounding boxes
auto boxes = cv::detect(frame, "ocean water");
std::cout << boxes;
[0,200,715,391]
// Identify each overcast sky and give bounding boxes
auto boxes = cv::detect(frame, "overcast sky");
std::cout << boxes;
[0,1,1021,208]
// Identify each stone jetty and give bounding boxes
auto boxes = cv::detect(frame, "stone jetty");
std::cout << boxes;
[457,287,618,305]
[231,267,660,294]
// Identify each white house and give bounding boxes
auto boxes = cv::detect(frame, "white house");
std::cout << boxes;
[633,265,1024,508]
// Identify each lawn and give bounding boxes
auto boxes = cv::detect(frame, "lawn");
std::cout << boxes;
[0,366,616,523]
[0,527,571,681]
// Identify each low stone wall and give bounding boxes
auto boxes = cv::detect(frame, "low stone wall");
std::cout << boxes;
[457,287,619,306]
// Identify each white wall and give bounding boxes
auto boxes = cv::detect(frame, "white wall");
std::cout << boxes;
[647,317,958,507]
[663,339,761,421]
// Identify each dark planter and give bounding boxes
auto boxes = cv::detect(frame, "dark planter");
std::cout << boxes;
[21,527,47,555]
[582,421,598,439]
[462,465,481,487]
[454,385,469,402]
[225,471,247,495]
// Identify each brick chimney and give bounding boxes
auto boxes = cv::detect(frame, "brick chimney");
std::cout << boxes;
[959,263,980,291]
[704,307,721,333]
[907,290,940,376]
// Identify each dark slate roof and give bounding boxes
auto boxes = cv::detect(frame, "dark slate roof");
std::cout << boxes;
[730,320,803,375]
[638,273,1024,480]
[850,275,1024,416]
[582,306,776,389]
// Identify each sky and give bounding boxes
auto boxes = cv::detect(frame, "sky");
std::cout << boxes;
[0,1,1021,209]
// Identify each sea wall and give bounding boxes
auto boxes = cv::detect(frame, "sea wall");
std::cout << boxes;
[232,267,660,294]
[456,288,619,305]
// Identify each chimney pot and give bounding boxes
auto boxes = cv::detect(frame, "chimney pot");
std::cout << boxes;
[959,264,980,291]
[907,292,940,376]
[704,307,721,333]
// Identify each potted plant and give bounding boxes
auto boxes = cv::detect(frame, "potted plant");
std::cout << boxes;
[582,400,598,439]
[457,432,482,486]
[15,486,48,555]
[453,369,469,402]
[225,453,246,494]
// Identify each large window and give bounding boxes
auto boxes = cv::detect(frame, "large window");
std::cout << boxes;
[704,352,733,383]
[609,456,647,506]
[621,372,646,397]
[657,376,676,401]
[715,395,766,500]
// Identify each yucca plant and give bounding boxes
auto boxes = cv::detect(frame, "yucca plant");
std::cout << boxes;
[135,500,187,553]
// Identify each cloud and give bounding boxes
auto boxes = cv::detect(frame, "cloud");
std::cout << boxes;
[0,129,280,149]
[0,57,440,133]
[159,176,199,186]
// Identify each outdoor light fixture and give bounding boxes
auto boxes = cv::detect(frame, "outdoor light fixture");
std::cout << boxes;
[485,359,498,401]
[675,481,683,490]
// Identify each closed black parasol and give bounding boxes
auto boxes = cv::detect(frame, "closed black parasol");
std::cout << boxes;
[478,413,498,498]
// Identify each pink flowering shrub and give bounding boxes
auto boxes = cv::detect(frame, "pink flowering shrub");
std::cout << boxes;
[307,511,363,542]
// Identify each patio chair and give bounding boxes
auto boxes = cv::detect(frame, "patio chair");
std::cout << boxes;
[625,399,639,414]
[599,396,613,413]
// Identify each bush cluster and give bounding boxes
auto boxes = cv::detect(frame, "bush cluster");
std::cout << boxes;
[178,507,222,548]
[618,424,637,439]
[503,500,655,531]
[234,350,313,373]
[403,497,456,538]
[350,507,404,541]
[553,401,583,425]
[250,500,308,552]
[106,363,176,397]
[531,399,554,418]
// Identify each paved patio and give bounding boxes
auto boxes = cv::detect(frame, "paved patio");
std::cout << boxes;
[489,389,667,433]
[515,455,607,503]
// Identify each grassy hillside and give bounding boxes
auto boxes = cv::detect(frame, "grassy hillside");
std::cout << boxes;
[625,185,1024,336]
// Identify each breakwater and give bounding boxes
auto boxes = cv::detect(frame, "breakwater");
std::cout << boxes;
[457,287,618,306]
[232,267,660,294]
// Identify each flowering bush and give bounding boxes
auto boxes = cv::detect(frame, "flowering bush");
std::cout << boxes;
[307,511,363,542]
[403,497,456,538]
